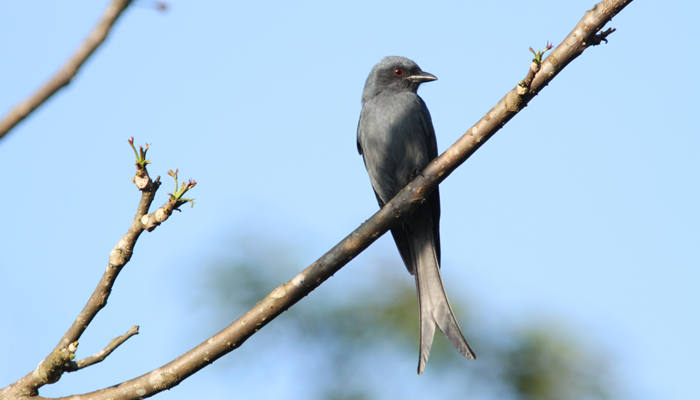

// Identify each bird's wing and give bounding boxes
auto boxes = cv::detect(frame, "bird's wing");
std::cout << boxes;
[358,93,434,201]
[416,96,441,264]
[358,92,442,268]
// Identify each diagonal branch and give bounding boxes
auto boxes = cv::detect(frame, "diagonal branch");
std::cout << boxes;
[56,169,160,355]
[0,140,196,399]
[0,152,159,399]
[66,326,140,372]
[0,0,133,141]
[37,1,631,399]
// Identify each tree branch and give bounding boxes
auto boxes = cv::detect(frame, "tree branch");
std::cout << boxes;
[66,326,140,372]
[56,158,160,356]
[14,1,628,399]
[0,0,133,141]
[0,140,195,399]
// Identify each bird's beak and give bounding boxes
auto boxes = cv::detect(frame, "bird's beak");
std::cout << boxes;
[407,71,437,83]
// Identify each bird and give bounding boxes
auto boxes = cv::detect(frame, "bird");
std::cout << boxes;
[356,56,476,374]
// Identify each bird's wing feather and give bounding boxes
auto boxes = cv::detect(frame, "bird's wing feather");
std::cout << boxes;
[358,92,441,271]
[358,92,434,201]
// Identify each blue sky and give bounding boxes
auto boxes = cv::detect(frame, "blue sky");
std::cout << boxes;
[1,1,698,399]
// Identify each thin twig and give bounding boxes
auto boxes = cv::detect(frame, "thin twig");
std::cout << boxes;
[0,157,158,398]
[0,0,133,140]
[28,1,629,399]
[0,138,198,399]
[57,176,160,355]
[67,326,140,371]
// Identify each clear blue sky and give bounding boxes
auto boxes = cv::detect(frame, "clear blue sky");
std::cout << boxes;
[1,1,698,399]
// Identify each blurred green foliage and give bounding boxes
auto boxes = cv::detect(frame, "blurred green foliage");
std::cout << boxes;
[197,237,616,400]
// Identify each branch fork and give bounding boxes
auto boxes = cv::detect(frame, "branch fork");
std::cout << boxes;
[0,138,196,400]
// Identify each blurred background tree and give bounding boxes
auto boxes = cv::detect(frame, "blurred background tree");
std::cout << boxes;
[194,235,617,400]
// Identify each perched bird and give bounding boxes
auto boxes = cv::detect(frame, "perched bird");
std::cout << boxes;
[357,56,475,374]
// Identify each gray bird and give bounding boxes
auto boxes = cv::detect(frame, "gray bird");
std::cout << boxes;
[357,56,476,374]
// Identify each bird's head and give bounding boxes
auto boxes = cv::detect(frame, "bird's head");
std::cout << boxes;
[361,56,437,103]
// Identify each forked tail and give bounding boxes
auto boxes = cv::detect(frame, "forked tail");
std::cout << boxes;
[414,229,476,374]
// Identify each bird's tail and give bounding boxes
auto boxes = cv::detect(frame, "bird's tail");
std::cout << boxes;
[414,227,476,374]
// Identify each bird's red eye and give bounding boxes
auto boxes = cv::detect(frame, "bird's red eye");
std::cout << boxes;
[393,67,403,76]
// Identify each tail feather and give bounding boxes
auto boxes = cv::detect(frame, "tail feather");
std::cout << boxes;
[417,291,436,374]
[414,227,475,375]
